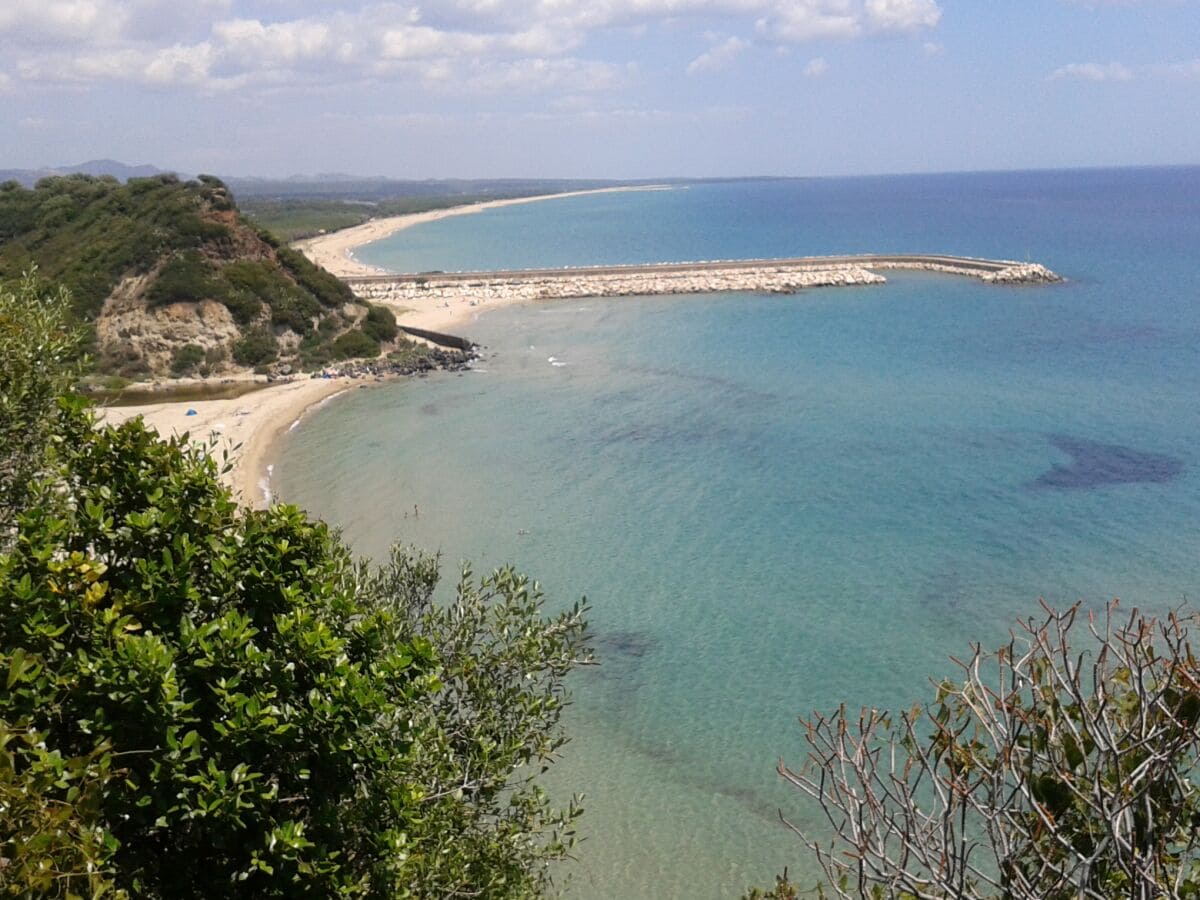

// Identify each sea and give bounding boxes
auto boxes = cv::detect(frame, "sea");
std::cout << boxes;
[274,167,1200,898]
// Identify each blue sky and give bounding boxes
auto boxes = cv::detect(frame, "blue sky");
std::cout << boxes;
[1,0,1197,178]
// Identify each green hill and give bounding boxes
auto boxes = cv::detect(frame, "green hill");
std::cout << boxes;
[0,174,401,377]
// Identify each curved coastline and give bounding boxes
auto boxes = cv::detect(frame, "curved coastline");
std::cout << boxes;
[127,180,1062,512]
[293,185,673,278]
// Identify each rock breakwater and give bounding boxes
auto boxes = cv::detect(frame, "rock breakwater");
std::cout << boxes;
[344,254,1062,311]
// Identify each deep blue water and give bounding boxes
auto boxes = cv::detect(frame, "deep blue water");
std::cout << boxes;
[280,168,1200,898]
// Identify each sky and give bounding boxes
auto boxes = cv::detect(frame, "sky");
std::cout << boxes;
[1,0,1198,179]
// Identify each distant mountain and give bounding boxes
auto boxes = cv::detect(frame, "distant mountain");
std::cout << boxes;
[0,159,187,188]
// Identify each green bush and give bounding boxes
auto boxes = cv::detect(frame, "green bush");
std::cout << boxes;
[1,275,591,896]
[0,273,82,540]
[169,343,206,376]
[0,405,590,897]
[219,289,263,325]
[147,251,224,307]
[361,304,398,343]
[232,327,278,367]
[270,291,322,336]
[0,721,125,898]
[330,328,380,361]
[275,245,354,309]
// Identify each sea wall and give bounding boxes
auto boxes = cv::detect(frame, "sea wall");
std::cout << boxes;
[345,254,1061,308]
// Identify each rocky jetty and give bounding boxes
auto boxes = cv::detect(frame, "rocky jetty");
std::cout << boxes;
[346,254,1062,309]
[355,264,886,307]
[979,263,1062,284]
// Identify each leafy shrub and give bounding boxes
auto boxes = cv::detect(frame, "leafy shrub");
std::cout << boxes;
[219,289,263,325]
[317,312,342,336]
[270,292,322,335]
[169,343,205,376]
[275,245,354,309]
[361,304,398,342]
[0,273,81,540]
[330,328,380,361]
[222,259,279,296]
[147,251,224,307]
[232,327,278,366]
[0,404,591,898]
[0,721,125,898]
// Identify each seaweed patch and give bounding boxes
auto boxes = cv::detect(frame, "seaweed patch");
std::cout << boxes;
[1033,435,1183,490]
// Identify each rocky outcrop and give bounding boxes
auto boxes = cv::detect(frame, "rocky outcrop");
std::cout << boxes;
[97,274,241,376]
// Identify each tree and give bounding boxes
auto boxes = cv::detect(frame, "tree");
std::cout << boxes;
[776,602,1200,899]
[0,276,591,897]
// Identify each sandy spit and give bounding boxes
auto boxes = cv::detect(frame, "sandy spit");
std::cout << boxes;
[293,185,670,278]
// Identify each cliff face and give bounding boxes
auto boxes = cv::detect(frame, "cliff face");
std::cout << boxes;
[0,174,396,378]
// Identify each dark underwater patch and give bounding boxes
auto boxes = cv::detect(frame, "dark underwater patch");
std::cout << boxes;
[1033,435,1183,490]
[594,629,659,660]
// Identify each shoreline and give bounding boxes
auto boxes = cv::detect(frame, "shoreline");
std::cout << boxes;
[293,185,671,278]
[98,376,361,509]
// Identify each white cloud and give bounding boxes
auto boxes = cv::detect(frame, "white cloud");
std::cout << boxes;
[0,0,122,42]
[0,0,232,44]
[1049,61,1134,81]
[1,0,944,95]
[1157,58,1200,79]
[922,40,943,55]
[426,57,633,93]
[687,35,748,74]
[213,18,333,65]
[865,0,941,31]
[757,2,863,42]
[143,43,216,86]
[803,55,829,76]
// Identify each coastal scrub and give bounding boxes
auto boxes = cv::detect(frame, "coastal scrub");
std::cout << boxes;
[0,279,592,897]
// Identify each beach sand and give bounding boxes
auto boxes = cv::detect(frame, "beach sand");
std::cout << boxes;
[99,376,356,509]
[293,186,666,278]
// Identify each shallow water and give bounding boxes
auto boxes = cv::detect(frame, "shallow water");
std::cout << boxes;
[277,169,1200,897]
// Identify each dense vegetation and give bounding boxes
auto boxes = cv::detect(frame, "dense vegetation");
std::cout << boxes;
[0,174,403,376]
[0,278,591,897]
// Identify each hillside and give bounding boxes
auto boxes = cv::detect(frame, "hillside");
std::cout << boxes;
[0,173,403,378]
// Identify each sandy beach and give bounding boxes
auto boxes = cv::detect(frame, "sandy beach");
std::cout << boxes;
[99,376,357,509]
[293,186,667,278]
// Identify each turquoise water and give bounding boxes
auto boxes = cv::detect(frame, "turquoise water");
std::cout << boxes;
[277,169,1200,897]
